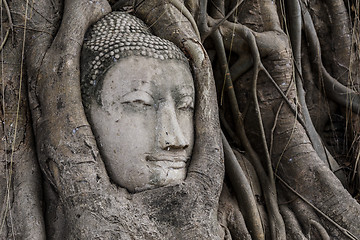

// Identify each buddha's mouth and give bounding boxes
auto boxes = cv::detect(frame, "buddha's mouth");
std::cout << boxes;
[146,154,188,169]
[146,154,188,162]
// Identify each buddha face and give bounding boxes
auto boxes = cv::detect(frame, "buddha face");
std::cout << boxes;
[89,56,194,192]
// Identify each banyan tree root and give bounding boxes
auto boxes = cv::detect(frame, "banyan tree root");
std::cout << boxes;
[1,0,359,238]
[206,0,360,238]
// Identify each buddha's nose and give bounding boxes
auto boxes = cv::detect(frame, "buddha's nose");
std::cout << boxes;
[157,102,189,150]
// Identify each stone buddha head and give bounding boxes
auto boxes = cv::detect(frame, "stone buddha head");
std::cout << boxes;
[81,12,194,193]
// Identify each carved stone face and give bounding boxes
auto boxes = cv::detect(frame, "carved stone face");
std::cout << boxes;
[89,56,194,192]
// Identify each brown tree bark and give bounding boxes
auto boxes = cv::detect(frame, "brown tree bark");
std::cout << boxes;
[1,0,360,239]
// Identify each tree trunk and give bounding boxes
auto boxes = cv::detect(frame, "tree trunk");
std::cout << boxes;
[1,0,360,239]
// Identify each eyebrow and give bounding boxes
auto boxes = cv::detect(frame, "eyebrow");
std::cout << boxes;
[121,80,155,100]
[120,89,154,101]
[176,85,194,96]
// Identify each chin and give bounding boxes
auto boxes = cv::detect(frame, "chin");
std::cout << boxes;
[133,167,186,193]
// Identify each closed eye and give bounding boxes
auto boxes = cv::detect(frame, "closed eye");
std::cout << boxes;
[177,96,194,110]
[121,90,154,107]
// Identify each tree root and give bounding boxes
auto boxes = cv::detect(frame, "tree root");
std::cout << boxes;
[1,0,14,31]
[277,174,358,240]
[220,110,242,148]
[279,204,307,240]
[0,29,9,52]
[201,0,244,42]
[168,0,201,39]
[222,131,264,240]
[229,53,253,83]
[210,15,286,240]
[287,0,346,185]
[27,0,113,196]
[322,0,352,86]
[301,1,360,114]
[309,220,331,240]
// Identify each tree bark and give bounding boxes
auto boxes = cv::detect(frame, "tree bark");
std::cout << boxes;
[1,0,360,239]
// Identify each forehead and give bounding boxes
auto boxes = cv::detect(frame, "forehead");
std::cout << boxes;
[102,56,194,95]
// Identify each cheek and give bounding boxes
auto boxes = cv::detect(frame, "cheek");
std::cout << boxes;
[115,110,157,152]
[91,105,157,158]
[178,112,194,145]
